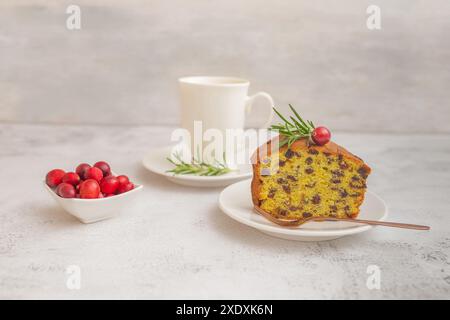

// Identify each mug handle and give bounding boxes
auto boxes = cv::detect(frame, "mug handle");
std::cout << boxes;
[245,92,275,128]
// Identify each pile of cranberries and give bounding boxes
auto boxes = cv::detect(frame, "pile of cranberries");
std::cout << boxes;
[45,161,135,199]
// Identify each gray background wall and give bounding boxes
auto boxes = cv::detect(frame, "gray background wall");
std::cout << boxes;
[0,0,449,133]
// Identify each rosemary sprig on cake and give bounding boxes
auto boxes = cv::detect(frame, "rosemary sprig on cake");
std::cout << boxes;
[269,104,331,148]
[167,152,233,176]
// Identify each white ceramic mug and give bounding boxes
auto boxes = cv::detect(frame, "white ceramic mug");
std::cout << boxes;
[179,76,274,133]
[178,76,274,163]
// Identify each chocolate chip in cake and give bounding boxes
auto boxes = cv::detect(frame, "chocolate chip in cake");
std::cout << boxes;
[338,155,343,161]
[305,157,313,165]
[279,160,286,167]
[305,168,314,174]
[351,175,360,181]
[285,149,294,159]
[308,149,319,155]
[331,178,341,184]
[323,152,331,157]
[279,209,288,216]
[287,175,297,182]
[357,167,369,178]
[339,161,349,170]
[312,194,321,204]
[302,212,312,218]
[277,177,286,184]
[329,205,338,213]
[282,185,291,194]
[289,206,299,211]
[350,182,367,189]
[339,189,348,198]
[331,169,344,177]
[268,188,277,198]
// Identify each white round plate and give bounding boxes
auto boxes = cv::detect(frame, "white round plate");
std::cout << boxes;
[219,179,388,241]
[142,146,252,187]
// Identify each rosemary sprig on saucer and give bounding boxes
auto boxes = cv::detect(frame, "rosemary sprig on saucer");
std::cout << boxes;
[269,104,331,147]
[166,152,233,176]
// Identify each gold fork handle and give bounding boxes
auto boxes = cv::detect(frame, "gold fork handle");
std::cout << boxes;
[254,206,430,230]
[323,217,430,230]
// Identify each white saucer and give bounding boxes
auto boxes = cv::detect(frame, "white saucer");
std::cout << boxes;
[142,146,253,187]
[219,179,388,241]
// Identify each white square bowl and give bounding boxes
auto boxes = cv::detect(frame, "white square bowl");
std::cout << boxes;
[44,182,143,223]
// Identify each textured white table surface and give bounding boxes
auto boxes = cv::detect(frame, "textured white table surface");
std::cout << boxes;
[0,124,449,299]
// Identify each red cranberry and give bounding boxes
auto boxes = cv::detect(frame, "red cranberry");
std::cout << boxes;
[79,179,101,199]
[62,172,80,186]
[117,182,134,194]
[46,169,66,188]
[85,167,103,182]
[100,176,119,194]
[117,175,129,186]
[75,163,91,180]
[56,183,76,198]
[311,126,331,146]
[105,193,115,197]
[94,161,111,176]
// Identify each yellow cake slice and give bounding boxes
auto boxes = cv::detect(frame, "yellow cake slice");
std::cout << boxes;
[251,136,371,224]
